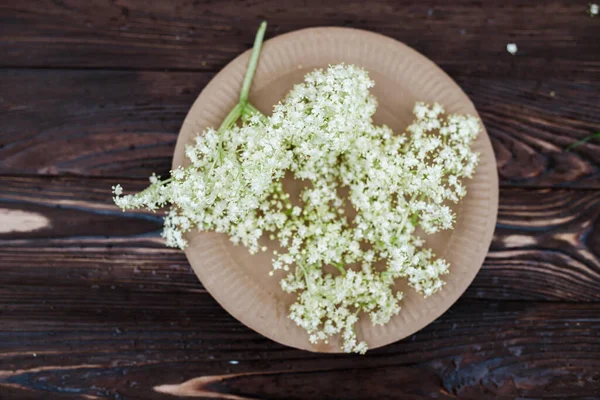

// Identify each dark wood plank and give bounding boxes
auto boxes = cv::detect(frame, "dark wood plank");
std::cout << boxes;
[2,70,599,187]
[477,188,600,301]
[1,176,599,302]
[2,0,599,79]
[1,1,598,398]
[0,69,210,177]
[458,78,600,188]
[1,292,599,399]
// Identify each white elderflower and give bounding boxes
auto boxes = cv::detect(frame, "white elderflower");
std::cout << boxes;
[113,64,480,354]
[506,43,518,55]
[590,3,599,16]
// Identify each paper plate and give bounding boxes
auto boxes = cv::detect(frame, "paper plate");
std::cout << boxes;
[172,27,498,352]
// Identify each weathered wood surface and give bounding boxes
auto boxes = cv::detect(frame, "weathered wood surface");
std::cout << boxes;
[1,70,599,186]
[0,177,598,398]
[1,0,600,398]
[2,0,600,79]
[2,298,599,399]
[0,177,599,397]
[1,176,599,302]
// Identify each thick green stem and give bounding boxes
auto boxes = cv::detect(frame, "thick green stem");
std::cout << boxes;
[145,23,268,189]
[216,21,267,161]
[219,21,268,132]
[240,21,267,106]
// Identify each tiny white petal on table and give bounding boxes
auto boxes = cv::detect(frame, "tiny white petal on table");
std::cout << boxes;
[506,43,518,55]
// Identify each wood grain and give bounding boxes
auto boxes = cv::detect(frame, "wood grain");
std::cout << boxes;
[1,176,599,303]
[2,0,600,79]
[474,188,600,301]
[1,295,599,399]
[458,78,600,188]
[0,69,210,177]
[2,1,600,397]
[2,70,599,187]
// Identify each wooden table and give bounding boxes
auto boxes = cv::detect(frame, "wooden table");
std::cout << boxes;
[1,1,599,398]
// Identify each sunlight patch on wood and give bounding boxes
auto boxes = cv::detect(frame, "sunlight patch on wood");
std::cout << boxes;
[0,209,50,233]
[501,234,537,247]
[155,373,263,399]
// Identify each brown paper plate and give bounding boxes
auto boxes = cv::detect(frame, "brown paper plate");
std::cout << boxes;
[172,27,498,352]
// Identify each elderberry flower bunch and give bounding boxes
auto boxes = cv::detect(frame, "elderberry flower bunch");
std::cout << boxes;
[113,115,292,251]
[113,62,480,354]
[267,66,480,353]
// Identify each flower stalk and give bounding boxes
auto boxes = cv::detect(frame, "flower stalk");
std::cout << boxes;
[240,21,267,107]
[218,21,267,134]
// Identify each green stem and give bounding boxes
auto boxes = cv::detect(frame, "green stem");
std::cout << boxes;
[215,22,267,161]
[244,102,263,116]
[565,132,600,151]
[409,194,425,226]
[397,193,418,235]
[239,21,267,106]
[216,103,242,162]
[410,212,419,226]
[218,103,243,132]
[333,262,346,275]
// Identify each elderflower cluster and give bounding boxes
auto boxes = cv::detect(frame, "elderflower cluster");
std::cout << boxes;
[113,113,292,251]
[113,64,480,353]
